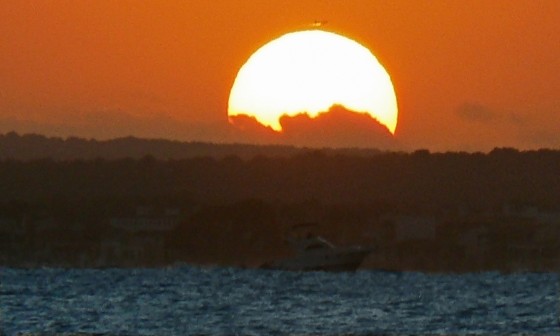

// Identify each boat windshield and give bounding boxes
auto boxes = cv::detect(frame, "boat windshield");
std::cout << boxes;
[300,237,334,250]
[304,243,328,250]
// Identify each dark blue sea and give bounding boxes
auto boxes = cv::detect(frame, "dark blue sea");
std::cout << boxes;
[1,266,558,335]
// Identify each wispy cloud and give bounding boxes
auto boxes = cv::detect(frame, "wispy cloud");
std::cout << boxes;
[456,102,496,122]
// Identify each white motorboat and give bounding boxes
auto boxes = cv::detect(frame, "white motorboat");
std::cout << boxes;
[261,234,372,272]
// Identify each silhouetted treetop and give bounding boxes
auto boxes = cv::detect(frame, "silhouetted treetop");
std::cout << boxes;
[0,132,385,161]
[0,147,558,212]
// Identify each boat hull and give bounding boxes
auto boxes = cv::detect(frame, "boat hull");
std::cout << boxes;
[262,248,371,272]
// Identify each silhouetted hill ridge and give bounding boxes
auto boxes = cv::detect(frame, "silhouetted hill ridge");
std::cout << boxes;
[0,132,385,161]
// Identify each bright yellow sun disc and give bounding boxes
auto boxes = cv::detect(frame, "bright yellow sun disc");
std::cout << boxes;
[228,30,398,134]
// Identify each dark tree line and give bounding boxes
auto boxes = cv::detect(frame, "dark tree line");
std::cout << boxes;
[0,147,559,218]
[1,144,560,270]
[0,132,382,161]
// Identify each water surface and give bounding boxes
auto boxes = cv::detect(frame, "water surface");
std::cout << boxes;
[1,267,558,335]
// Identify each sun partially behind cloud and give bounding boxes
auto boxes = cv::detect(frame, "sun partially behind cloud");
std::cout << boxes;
[228,30,398,134]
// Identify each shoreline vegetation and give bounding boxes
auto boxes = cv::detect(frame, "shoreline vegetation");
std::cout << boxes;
[1,132,559,272]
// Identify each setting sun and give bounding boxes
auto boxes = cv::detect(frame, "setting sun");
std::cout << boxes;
[228,29,398,134]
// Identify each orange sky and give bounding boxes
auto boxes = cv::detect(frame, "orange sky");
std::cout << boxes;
[1,0,559,151]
